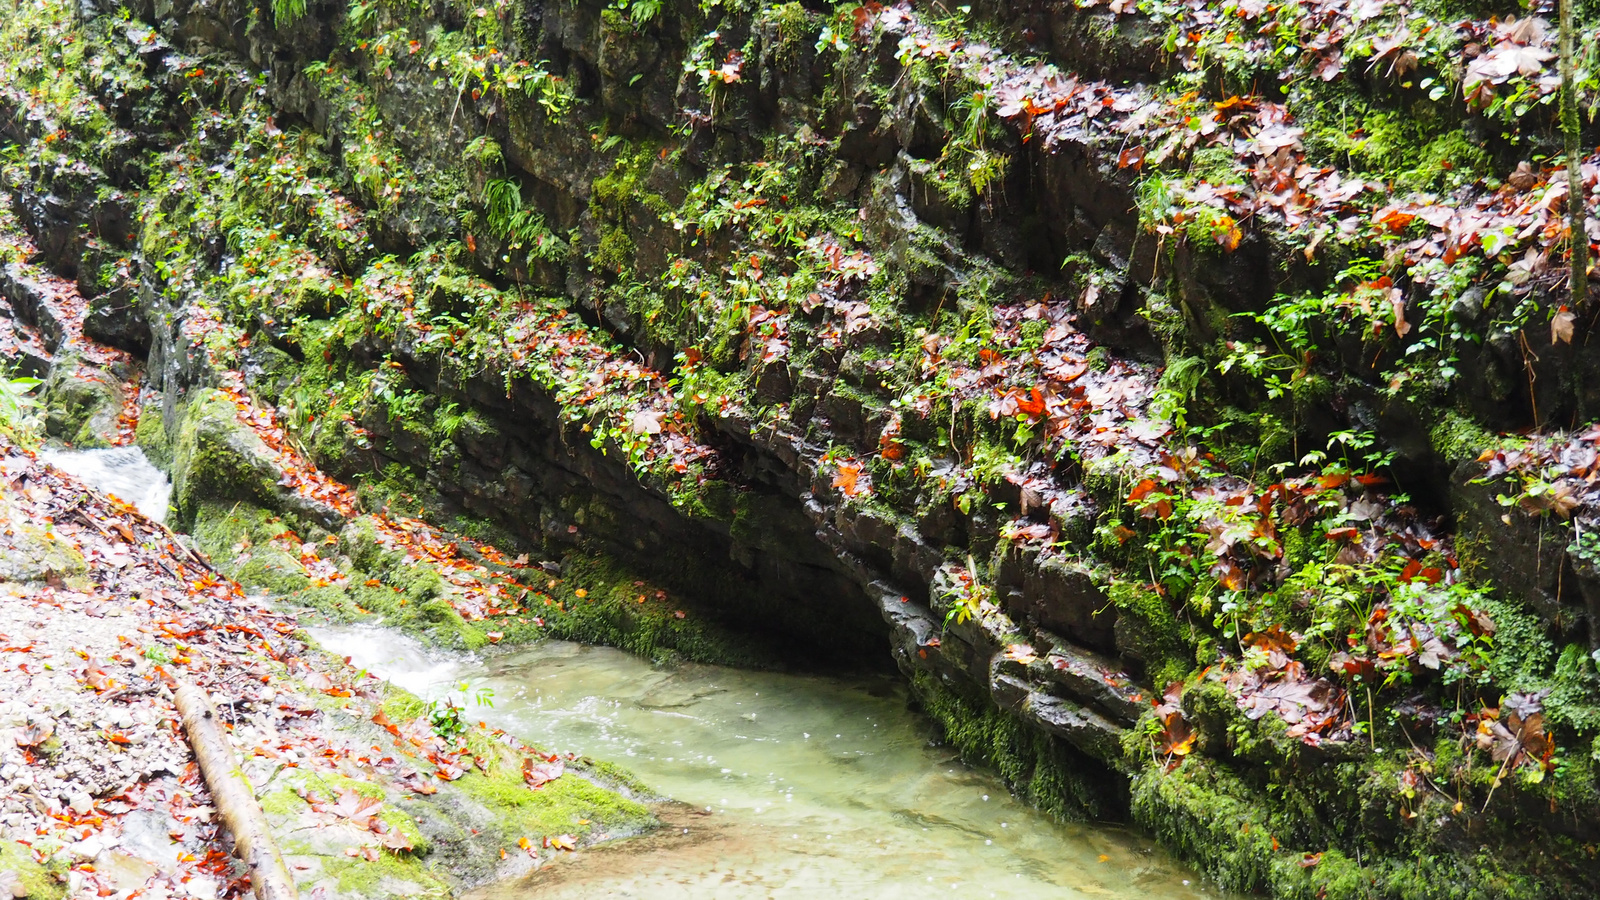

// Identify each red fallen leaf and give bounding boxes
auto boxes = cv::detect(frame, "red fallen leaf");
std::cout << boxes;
[1317,472,1350,490]
[1353,473,1388,486]
[1299,852,1323,868]
[1004,643,1038,665]
[1399,561,1444,584]
[1246,625,1298,655]
[1010,386,1046,418]
[1452,603,1496,637]
[1371,206,1416,232]
[102,730,132,746]
[1332,652,1378,682]
[486,632,503,643]
[396,772,438,795]
[329,788,385,830]
[14,719,53,747]
[1215,216,1243,253]
[434,760,465,781]
[1213,559,1247,592]
[1324,527,1361,542]
[1400,559,1423,582]
[1126,479,1172,519]
[374,821,415,852]
[83,666,121,693]
[523,757,565,789]
[832,461,867,498]
[1117,146,1146,171]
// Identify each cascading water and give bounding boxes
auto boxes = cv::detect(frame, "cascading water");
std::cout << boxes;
[38,446,172,523]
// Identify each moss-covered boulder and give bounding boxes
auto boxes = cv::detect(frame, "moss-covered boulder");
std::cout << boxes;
[0,497,87,585]
[0,839,65,900]
[167,391,280,527]
[39,359,120,448]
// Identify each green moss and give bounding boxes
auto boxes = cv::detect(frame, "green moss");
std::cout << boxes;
[455,768,653,840]
[316,848,450,897]
[530,552,778,668]
[907,669,1123,822]
[1108,577,1192,687]
[134,405,172,469]
[0,839,64,900]
[1429,410,1498,467]
[380,686,430,724]
[1130,757,1277,893]
[169,392,280,528]
[259,785,308,819]
[40,361,120,448]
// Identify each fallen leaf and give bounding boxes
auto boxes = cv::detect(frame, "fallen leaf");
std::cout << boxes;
[1552,306,1575,345]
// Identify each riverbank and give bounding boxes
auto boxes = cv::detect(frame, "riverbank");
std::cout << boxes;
[0,437,656,898]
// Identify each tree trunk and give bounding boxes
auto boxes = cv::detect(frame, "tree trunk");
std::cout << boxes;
[173,682,300,900]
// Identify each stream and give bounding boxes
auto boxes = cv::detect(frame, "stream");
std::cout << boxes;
[38,446,172,523]
[45,445,1227,900]
[314,625,1228,900]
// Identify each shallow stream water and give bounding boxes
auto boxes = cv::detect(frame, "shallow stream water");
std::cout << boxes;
[314,625,1231,900]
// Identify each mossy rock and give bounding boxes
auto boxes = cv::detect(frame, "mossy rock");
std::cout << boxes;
[1129,756,1279,893]
[133,404,172,469]
[0,500,88,585]
[40,362,121,448]
[454,766,654,842]
[1429,409,1499,468]
[168,392,281,528]
[0,838,65,899]
[906,668,1125,823]
[1108,576,1192,687]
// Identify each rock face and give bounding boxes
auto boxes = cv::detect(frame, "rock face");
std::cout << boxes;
[5,0,1600,897]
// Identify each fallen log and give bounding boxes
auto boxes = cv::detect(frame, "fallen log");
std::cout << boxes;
[172,682,299,900]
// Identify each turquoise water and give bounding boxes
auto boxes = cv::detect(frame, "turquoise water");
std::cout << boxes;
[314,626,1229,900]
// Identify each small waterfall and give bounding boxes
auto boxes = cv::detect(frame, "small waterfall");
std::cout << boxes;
[39,446,173,524]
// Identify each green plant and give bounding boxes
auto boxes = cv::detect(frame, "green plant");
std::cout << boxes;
[945,554,991,626]
[483,178,569,265]
[271,0,307,28]
[427,681,495,740]
[0,374,42,445]
[612,0,662,23]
